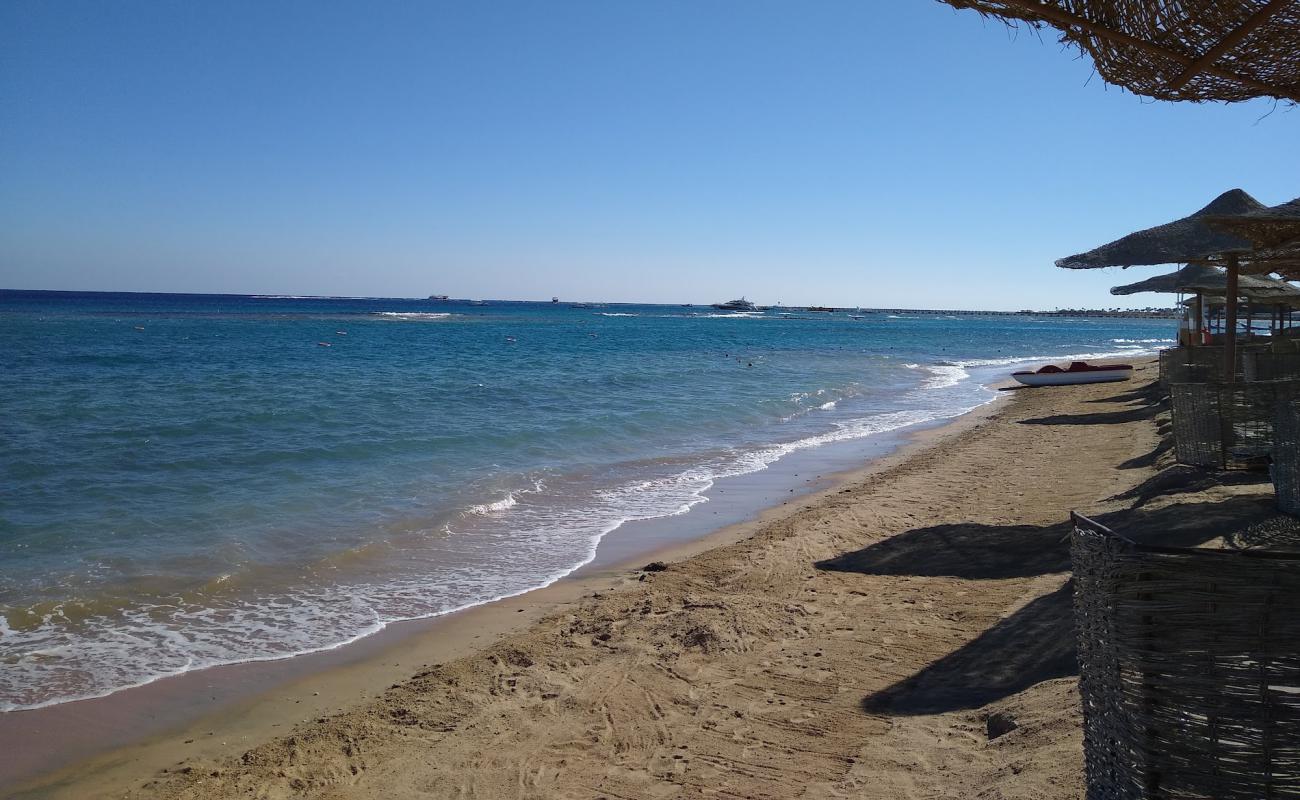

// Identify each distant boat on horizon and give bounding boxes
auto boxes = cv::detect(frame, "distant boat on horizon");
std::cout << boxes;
[428,294,449,301]
[551,296,560,303]
[711,297,756,312]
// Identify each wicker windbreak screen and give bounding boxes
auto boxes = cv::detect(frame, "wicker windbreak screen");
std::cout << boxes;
[1160,347,1300,386]
[1169,380,1298,468]
[1158,347,1234,387]
[1071,513,1300,799]
[1276,400,1300,514]
[1244,350,1300,381]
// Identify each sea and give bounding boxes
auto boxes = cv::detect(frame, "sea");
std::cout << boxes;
[0,290,1175,711]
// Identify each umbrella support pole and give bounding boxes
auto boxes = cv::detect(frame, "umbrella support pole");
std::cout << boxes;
[1194,291,1204,345]
[1225,254,1240,382]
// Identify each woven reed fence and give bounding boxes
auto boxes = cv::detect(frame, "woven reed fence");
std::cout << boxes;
[1276,399,1300,516]
[1244,351,1300,382]
[1170,380,1299,469]
[1071,513,1300,800]
[1159,348,1300,387]
[1158,348,1214,387]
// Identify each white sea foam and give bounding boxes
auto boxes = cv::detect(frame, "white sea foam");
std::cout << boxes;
[595,312,638,317]
[819,401,837,410]
[372,312,453,320]
[905,363,969,389]
[464,479,545,516]
[466,494,518,514]
[1112,338,1175,343]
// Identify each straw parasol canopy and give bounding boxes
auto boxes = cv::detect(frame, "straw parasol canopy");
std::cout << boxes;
[1055,189,1265,269]
[1242,251,1300,280]
[1109,263,1300,298]
[1182,293,1300,309]
[1207,196,1300,249]
[935,0,1300,103]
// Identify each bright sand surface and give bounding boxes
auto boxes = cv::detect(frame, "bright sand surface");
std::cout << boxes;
[10,357,1275,800]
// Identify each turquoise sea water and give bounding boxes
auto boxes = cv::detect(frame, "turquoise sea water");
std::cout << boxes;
[0,290,1175,710]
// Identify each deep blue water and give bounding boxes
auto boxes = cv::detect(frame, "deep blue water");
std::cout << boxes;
[0,290,1175,709]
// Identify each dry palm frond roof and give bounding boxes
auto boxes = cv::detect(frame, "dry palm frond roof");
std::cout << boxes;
[1207,196,1300,248]
[1181,293,1300,308]
[937,0,1300,103]
[1109,263,1300,297]
[1240,247,1300,279]
[1056,189,1264,269]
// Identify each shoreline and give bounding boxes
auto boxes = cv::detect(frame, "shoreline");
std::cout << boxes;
[1,376,1013,797]
[15,356,1176,799]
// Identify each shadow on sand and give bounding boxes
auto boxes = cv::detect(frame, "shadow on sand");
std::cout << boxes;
[1018,380,1167,426]
[815,498,1274,717]
[1107,464,1272,509]
[1018,404,1162,426]
[860,582,1078,715]
[816,521,1075,580]
[1081,380,1163,406]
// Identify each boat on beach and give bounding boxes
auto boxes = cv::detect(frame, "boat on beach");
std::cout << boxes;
[1012,361,1133,387]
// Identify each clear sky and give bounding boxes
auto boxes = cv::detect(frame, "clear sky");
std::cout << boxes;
[2,1,1297,310]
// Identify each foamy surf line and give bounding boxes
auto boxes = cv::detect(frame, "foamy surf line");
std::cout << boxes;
[1,374,1001,713]
[371,311,454,320]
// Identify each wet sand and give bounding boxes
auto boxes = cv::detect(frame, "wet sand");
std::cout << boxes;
[14,357,1264,800]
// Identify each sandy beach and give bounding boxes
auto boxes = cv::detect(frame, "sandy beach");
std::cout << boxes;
[10,356,1278,800]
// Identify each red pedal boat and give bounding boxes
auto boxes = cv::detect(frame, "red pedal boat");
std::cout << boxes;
[1011,361,1133,387]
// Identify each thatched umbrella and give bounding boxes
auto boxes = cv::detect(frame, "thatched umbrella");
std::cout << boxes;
[934,1,1300,104]
[1109,264,1300,298]
[1182,292,1300,335]
[1208,196,1300,250]
[1055,189,1275,378]
[1056,189,1264,269]
[1111,264,1300,343]
[1238,243,1300,278]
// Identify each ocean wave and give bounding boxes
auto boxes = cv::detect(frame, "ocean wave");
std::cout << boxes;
[371,312,454,320]
[819,401,837,410]
[595,312,638,317]
[466,494,518,514]
[904,363,969,389]
[464,479,545,516]
[1112,338,1174,343]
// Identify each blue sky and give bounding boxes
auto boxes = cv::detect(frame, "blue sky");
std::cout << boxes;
[2,1,1297,309]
